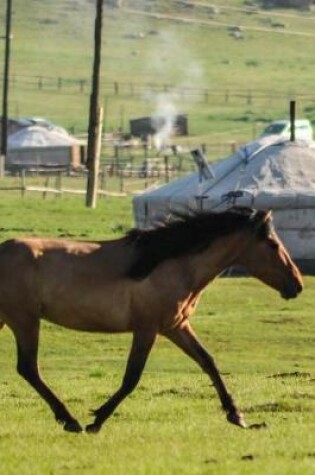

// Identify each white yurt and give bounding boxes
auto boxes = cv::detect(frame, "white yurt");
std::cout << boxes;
[6,125,82,171]
[133,136,315,272]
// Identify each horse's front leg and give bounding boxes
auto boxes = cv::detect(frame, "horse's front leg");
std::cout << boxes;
[164,322,247,428]
[86,330,156,433]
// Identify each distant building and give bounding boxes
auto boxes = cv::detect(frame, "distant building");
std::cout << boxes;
[1,118,85,172]
[130,115,188,139]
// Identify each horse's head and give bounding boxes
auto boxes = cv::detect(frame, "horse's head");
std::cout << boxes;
[237,210,303,299]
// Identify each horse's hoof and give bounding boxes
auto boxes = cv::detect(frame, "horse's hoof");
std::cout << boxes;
[63,420,83,433]
[85,422,102,434]
[227,411,247,428]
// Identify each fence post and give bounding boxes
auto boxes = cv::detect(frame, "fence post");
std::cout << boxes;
[119,171,124,193]
[20,169,26,197]
[80,80,85,93]
[230,141,237,154]
[247,90,252,105]
[0,155,4,178]
[100,165,107,195]
[55,171,62,198]
[164,155,170,183]
[42,176,50,199]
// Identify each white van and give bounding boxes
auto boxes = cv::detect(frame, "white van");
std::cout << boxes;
[260,119,313,141]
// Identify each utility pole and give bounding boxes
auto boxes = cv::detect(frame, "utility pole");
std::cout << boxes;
[86,0,103,208]
[0,0,13,176]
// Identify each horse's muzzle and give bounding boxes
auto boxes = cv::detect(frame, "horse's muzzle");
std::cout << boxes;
[281,280,303,300]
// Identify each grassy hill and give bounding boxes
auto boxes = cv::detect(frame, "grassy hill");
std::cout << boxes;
[1,0,315,148]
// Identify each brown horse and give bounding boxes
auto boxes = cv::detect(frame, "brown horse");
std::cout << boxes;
[0,208,303,433]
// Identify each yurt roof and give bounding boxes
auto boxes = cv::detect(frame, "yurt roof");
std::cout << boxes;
[133,136,315,228]
[8,125,78,149]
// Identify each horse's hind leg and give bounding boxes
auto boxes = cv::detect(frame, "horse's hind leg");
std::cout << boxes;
[164,322,247,428]
[13,320,82,432]
[86,330,156,433]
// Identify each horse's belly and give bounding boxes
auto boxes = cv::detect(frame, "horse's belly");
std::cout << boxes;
[43,306,130,333]
[41,286,132,333]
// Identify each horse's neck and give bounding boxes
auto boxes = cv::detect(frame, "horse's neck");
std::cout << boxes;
[186,232,249,290]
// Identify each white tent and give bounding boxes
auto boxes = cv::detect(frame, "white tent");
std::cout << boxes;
[133,136,315,270]
[8,125,78,149]
[6,126,81,171]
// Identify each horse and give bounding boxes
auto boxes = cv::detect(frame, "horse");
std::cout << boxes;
[0,208,303,433]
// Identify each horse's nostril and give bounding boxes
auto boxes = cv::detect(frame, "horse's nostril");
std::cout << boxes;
[291,280,303,297]
[282,278,303,299]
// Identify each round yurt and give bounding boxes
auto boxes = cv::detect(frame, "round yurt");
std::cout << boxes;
[133,136,315,272]
[7,125,82,172]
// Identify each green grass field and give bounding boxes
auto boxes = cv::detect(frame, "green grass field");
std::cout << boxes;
[2,0,315,145]
[0,1,315,472]
[0,194,314,474]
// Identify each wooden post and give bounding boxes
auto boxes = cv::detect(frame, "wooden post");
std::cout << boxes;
[247,90,252,105]
[86,0,103,208]
[290,100,296,142]
[86,106,103,207]
[164,155,170,183]
[43,176,50,199]
[20,169,26,197]
[80,80,85,93]
[0,155,4,178]
[100,164,107,194]
[55,171,62,198]
[1,0,13,169]
[119,171,124,193]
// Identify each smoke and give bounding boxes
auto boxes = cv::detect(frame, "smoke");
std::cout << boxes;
[151,93,178,151]
[143,30,206,150]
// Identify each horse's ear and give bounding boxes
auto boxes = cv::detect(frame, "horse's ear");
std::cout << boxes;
[253,209,272,228]
[259,209,272,222]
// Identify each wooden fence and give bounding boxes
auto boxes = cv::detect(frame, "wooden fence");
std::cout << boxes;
[0,167,179,199]
[6,75,315,105]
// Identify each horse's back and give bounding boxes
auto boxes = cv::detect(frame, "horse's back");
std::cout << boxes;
[0,236,137,332]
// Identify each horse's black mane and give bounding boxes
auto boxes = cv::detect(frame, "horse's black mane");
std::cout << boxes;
[125,208,271,280]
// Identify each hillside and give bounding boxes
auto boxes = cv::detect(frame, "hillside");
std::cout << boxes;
[1,0,315,148]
